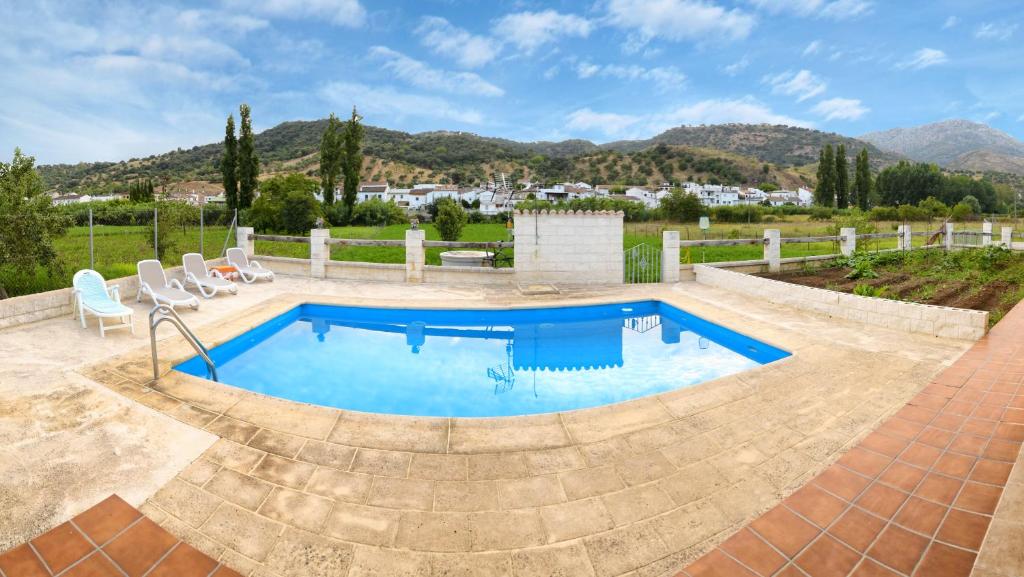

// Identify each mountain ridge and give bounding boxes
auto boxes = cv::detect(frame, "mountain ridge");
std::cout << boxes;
[37,120,897,194]
[860,119,1024,173]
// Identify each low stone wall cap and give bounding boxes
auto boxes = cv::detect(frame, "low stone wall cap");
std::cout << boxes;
[514,209,625,216]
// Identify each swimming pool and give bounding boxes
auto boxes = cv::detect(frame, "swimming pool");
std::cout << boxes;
[175,301,789,417]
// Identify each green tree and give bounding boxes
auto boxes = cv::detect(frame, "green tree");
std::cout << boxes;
[854,148,871,210]
[222,114,238,211]
[318,113,342,205]
[245,173,321,233]
[237,104,259,209]
[835,144,849,209]
[660,188,701,222]
[341,106,364,212]
[434,197,467,241]
[960,194,981,214]
[814,145,836,206]
[0,149,69,296]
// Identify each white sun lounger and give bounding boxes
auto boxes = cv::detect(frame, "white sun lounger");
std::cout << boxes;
[137,259,200,310]
[226,247,274,283]
[183,253,238,299]
[72,270,135,337]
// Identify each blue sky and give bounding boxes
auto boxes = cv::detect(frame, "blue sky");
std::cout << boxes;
[2,0,1022,164]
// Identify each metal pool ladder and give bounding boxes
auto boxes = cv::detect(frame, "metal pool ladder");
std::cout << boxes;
[149,304,217,382]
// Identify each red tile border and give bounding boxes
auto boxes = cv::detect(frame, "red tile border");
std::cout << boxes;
[678,300,1024,577]
[0,494,236,577]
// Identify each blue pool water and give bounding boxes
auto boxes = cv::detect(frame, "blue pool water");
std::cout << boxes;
[175,301,789,417]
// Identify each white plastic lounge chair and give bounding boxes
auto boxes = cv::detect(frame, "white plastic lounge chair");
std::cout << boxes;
[137,259,200,310]
[72,270,135,337]
[226,247,274,283]
[183,253,238,299]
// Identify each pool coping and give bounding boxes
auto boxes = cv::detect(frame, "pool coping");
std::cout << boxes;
[74,283,972,576]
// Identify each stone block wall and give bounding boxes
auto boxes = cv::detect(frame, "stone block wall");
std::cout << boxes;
[513,210,624,284]
[694,264,988,340]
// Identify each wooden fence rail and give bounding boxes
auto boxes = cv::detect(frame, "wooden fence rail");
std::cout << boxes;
[324,238,405,247]
[423,241,514,249]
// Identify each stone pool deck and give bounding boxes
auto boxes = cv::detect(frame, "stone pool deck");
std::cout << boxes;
[0,275,1001,576]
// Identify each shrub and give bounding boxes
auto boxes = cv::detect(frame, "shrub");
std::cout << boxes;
[869,206,899,221]
[659,189,701,222]
[808,206,834,221]
[853,284,889,298]
[324,202,351,226]
[951,202,974,222]
[280,189,321,233]
[897,204,930,222]
[434,198,467,241]
[351,197,407,226]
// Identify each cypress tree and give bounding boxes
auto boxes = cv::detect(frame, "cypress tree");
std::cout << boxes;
[222,114,238,210]
[835,144,849,209]
[341,106,364,212]
[319,113,342,205]
[815,145,836,206]
[339,107,364,213]
[854,148,872,210]
[237,104,259,209]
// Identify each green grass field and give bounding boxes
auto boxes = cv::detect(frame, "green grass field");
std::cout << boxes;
[0,217,1001,298]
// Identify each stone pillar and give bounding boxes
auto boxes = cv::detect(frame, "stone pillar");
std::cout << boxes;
[310,228,330,279]
[897,224,912,250]
[764,229,781,273]
[840,227,857,256]
[662,230,680,283]
[1001,226,1013,247]
[982,221,993,247]
[945,222,954,251]
[405,228,425,283]
[236,226,254,257]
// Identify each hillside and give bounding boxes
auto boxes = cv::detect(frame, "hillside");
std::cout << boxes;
[603,124,898,168]
[860,119,1024,172]
[37,120,881,194]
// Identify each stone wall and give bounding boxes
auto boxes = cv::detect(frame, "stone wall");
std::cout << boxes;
[694,264,988,340]
[422,265,515,285]
[513,210,623,284]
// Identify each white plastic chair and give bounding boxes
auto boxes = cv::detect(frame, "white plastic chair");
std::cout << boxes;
[226,247,274,284]
[72,270,135,337]
[137,259,200,310]
[183,253,238,299]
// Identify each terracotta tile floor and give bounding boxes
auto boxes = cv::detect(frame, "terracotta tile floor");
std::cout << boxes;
[679,304,1024,577]
[0,495,240,577]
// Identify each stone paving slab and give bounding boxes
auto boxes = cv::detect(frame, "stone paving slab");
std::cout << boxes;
[70,279,971,576]
[677,298,1024,577]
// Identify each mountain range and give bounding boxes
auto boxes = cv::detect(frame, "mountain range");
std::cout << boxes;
[861,119,1024,174]
[36,118,1024,195]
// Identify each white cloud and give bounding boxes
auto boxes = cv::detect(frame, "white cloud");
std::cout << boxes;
[975,22,1018,41]
[748,0,871,20]
[369,46,504,97]
[605,0,756,49]
[896,48,948,70]
[493,10,592,55]
[942,16,959,30]
[803,40,822,56]
[723,57,750,76]
[574,61,686,91]
[763,69,827,102]
[223,0,366,27]
[543,65,560,80]
[811,97,868,120]
[416,16,498,68]
[567,108,641,137]
[175,10,269,33]
[319,81,483,124]
[566,97,811,140]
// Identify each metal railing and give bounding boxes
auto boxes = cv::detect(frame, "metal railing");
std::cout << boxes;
[149,304,217,382]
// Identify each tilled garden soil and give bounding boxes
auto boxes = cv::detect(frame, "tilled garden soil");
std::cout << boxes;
[761,267,1011,313]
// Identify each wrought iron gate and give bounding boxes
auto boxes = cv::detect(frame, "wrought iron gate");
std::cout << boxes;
[623,243,661,283]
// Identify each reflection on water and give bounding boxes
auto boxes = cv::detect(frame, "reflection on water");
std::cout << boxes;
[177,301,788,417]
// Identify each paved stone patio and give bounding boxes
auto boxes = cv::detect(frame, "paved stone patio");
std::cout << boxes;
[677,299,1024,577]
[65,278,970,577]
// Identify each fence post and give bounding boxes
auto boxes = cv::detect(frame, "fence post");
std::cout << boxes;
[897,224,912,250]
[153,207,159,260]
[764,229,781,273]
[662,230,680,283]
[237,226,255,257]
[310,228,330,279]
[944,222,954,251]
[840,227,856,256]
[1001,226,1013,248]
[199,205,204,255]
[88,208,94,270]
[982,221,993,247]
[405,228,425,283]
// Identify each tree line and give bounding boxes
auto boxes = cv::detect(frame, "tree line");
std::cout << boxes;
[220,104,260,212]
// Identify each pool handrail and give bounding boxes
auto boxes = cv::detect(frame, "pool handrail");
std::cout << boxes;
[149,304,217,382]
